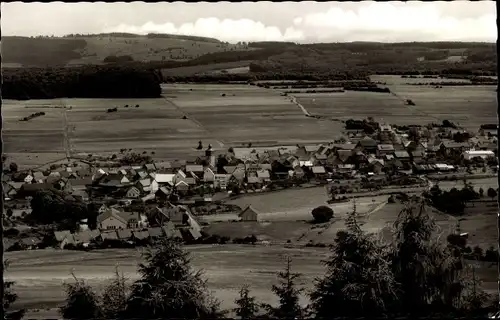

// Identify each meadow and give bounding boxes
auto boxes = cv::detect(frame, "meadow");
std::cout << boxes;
[295,77,496,131]
[3,79,497,169]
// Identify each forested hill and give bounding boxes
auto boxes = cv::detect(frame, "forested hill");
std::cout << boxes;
[2,35,496,76]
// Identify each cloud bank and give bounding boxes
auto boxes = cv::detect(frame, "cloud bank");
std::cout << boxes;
[103,2,497,43]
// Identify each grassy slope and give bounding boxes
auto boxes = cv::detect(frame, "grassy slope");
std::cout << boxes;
[2,35,496,74]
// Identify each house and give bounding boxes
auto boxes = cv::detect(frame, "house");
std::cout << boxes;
[463,150,495,161]
[311,166,328,179]
[222,166,237,174]
[162,223,183,239]
[410,150,426,164]
[174,170,187,184]
[97,208,148,230]
[214,174,231,190]
[238,205,259,222]
[100,230,119,241]
[175,180,190,193]
[256,169,271,182]
[357,136,378,154]
[376,144,395,157]
[155,187,171,201]
[247,176,262,186]
[441,141,470,156]
[185,164,204,176]
[144,163,156,172]
[154,161,172,173]
[232,167,246,182]
[71,177,92,191]
[116,228,133,241]
[22,174,34,184]
[203,167,216,183]
[126,186,141,198]
[148,227,164,239]
[153,173,175,186]
[73,230,100,246]
[394,150,411,162]
[72,189,89,202]
[295,145,320,157]
[54,230,72,248]
[32,171,46,183]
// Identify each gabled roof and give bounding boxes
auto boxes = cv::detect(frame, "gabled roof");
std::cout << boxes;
[256,169,270,179]
[304,145,320,153]
[74,230,100,243]
[100,231,118,240]
[247,176,262,184]
[138,179,151,187]
[154,161,172,170]
[153,174,175,184]
[377,144,395,151]
[144,163,156,171]
[333,143,357,150]
[148,227,163,238]
[133,230,149,240]
[54,230,72,242]
[337,150,352,162]
[185,164,204,172]
[117,229,133,240]
[358,136,378,147]
[97,208,128,225]
[238,205,259,218]
[394,151,410,158]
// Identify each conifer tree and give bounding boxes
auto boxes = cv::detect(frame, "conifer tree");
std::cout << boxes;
[263,256,304,319]
[234,285,259,320]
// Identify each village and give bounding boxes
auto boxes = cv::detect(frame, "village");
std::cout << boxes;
[2,118,498,252]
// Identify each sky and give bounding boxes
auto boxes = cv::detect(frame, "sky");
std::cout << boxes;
[1,1,497,43]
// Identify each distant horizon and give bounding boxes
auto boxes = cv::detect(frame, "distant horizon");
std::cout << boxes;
[2,33,497,45]
[2,2,496,43]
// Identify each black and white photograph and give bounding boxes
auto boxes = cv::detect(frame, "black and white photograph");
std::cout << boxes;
[1,1,498,319]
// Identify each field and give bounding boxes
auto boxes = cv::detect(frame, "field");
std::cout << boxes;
[6,244,498,319]
[294,76,496,130]
[2,84,342,168]
[3,79,498,168]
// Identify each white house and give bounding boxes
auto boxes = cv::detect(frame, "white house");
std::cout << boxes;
[463,150,495,161]
[203,168,216,183]
[97,208,148,230]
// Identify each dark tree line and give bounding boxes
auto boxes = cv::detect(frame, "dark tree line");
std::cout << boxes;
[2,66,162,100]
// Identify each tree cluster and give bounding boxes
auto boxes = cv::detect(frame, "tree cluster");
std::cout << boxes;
[424,184,481,215]
[345,118,380,134]
[29,190,97,231]
[60,199,494,320]
[3,66,162,100]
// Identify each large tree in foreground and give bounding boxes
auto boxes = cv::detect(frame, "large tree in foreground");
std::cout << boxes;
[234,285,260,320]
[310,204,399,318]
[263,256,304,319]
[123,238,224,319]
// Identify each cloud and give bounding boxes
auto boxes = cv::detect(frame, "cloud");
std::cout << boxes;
[103,2,496,43]
[299,2,497,42]
[104,18,305,43]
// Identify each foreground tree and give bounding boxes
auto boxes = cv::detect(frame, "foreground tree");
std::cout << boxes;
[123,238,224,319]
[263,256,304,319]
[234,285,260,320]
[60,274,102,320]
[101,268,129,319]
[310,206,399,318]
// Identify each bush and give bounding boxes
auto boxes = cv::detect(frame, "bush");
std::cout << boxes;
[311,206,334,223]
